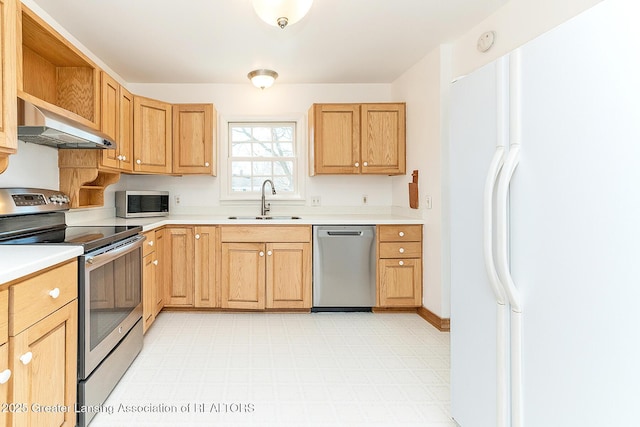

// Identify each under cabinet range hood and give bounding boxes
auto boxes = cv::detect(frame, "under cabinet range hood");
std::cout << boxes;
[17,98,116,149]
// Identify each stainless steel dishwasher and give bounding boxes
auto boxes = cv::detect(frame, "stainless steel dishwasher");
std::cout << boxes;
[312,225,376,311]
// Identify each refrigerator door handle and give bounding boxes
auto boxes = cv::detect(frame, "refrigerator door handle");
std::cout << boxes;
[483,145,507,305]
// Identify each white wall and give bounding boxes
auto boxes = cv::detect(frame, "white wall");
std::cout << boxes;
[0,141,59,188]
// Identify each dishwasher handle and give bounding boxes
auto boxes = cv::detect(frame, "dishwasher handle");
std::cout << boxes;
[326,231,364,236]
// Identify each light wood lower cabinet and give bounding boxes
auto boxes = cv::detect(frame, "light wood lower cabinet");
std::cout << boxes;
[220,226,312,310]
[142,229,164,333]
[377,225,423,307]
[164,226,218,308]
[6,260,78,427]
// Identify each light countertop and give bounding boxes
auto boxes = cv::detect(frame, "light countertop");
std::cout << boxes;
[0,245,83,287]
[70,213,424,232]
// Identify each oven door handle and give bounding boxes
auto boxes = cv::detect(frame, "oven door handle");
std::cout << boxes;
[84,234,146,267]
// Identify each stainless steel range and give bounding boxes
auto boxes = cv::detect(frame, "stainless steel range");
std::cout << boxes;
[0,188,144,427]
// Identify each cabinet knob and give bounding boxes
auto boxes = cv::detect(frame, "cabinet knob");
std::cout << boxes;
[205,162,210,167]
[122,155,127,161]
[153,260,158,266]
[136,159,142,165]
[355,162,360,167]
[117,155,123,160]
[399,260,404,266]
[0,369,10,384]
[399,248,405,254]
[267,250,272,256]
[48,288,61,299]
[399,231,405,237]
[148,240,154,246]
[19,352,33,365]
[363,161,368,166]
[259,251,265,257]
[195,234,200,240]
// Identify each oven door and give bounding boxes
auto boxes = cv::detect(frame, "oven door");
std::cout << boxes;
[78,234,145,379]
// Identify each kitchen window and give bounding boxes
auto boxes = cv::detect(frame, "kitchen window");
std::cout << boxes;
[222,119,303,201]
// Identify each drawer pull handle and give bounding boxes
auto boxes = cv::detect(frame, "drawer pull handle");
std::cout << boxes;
[0,369,11,384]
[399,248,405,254]
[153,260,159,266]
[19,352,33,365]
[259,251,265,257]
[148,240,154,246]
[399,231,405,237]
[49,288,61,299]
[399,261,404,266]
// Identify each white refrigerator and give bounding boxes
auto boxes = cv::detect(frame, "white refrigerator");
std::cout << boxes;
[449,1,640,426]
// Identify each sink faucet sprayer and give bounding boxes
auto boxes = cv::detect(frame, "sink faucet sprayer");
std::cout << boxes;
[261,179,276,216]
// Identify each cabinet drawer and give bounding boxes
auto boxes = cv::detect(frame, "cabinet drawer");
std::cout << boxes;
[379,242,422,259]
[143,230,157,257]
[0,290,7,345]
[9,260,78,336]
[221,225,311,243]
[378,225,422,242]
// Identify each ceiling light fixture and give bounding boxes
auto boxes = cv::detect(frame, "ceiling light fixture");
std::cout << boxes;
[248,69,279,89]
[252,0,313,29]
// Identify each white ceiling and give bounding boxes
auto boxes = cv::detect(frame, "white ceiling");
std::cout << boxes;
[30,0,507,85]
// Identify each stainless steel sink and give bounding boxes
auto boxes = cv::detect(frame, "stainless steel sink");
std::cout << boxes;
[227,216,301,220]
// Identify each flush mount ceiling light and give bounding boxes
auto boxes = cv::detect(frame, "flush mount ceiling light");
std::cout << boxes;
[252,0,313,29]
[248,69,279,89]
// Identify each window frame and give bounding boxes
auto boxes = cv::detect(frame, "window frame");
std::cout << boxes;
[220,114,306,203]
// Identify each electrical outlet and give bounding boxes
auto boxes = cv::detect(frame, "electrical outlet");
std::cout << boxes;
[311,196,321,207]
[362,194,368,205]
[174,195,181,205]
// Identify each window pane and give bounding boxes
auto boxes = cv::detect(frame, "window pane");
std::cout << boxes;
[231,176,251,192]
[231,128,252,142]
[253,127,272,142]
[273,142,293,156]
[252,143,273,157]
[252,161,272,175]
[252,177,272,192]
[231,143,252,156]
[273,127,293,141]
[231,161,251,176]
[273,160,293,176]
[274,176,293,192]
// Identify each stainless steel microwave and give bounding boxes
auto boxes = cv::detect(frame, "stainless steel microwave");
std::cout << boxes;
[115,191,169,218]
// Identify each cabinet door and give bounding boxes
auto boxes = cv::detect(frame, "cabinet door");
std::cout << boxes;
[118,86,134,172]
[142,252,155,333]
[360,103,406,175]
[0,0,18,174]
[133,96,172,173]
[0,343,9,427]
[310,104,360,174]
[172,104,215,175]
[10,300,77,427]
[378,258,421,307]
[164,227,194,307]
[221,243,265,310]
[266,242,311,309]
[194,226,218,308]
[100,72,119,170]
[154,230,164,316]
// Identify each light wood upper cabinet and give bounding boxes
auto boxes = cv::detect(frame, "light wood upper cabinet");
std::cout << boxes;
[133,96,172,174]
[0,0,18,174]
[100,72,133,172]
[172,104,216,175]
[309,103,406,176]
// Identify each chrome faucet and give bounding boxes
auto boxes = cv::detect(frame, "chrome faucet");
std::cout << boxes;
[261,179,276,216]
